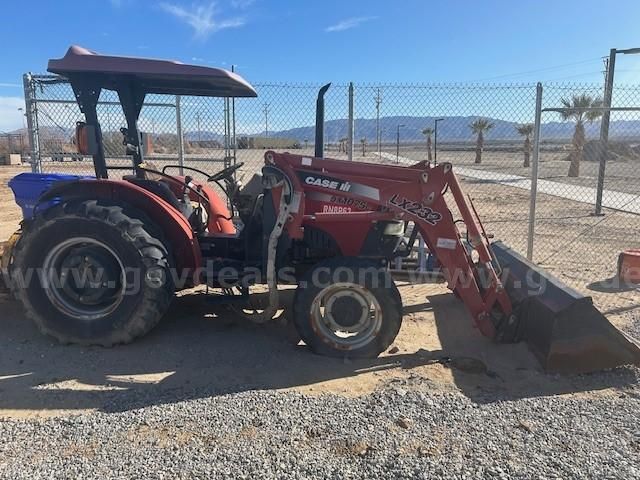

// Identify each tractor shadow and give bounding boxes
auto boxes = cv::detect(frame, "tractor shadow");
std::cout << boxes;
[0,290,437,415]
[0,289,637,416]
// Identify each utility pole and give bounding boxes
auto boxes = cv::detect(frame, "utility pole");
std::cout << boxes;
[374,88,382,157]
[396,124,405,163]
[263,103,270,138]
[434,118,444,165]
[18,107,26,130]
[196,112,201,143]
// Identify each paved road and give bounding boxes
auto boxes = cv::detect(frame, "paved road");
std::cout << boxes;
[377,152,640,215]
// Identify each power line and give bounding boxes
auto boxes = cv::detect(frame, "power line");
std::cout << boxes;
[545,70,607,82]
[468,57,603,82]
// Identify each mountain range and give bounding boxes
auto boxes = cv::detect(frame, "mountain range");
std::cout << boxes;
[255,116,640,143]
[10,116,640,143]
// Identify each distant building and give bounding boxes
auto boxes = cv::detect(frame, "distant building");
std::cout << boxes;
[238,136,300,149]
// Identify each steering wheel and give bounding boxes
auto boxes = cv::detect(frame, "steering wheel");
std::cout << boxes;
[208,162,244,183]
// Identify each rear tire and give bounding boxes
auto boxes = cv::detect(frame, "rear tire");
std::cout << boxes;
[11,200,174,346]
[293,257,402,358]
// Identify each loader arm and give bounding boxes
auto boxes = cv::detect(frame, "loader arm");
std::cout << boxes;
[268,151,513,338]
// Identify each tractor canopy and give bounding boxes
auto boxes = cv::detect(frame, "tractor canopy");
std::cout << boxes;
[46,46,258,179]
[48,45,257,98]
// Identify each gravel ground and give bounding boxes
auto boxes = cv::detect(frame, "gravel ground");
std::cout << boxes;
[1,377,639,480]
[627,311,640,340]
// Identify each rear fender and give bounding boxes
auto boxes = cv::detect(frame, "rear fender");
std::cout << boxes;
[37,179,202,280]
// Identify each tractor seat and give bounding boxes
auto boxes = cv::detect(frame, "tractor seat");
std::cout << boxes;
[123,176,192,218]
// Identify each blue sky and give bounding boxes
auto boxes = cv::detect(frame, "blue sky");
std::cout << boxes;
[1,0,640,132]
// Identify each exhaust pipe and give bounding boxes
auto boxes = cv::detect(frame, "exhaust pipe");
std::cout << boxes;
[492,241,640,374]
[314,83,331,158]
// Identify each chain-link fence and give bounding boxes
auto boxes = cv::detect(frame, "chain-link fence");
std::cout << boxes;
[20,74,640,323]
[530,84,640,325]
[0,133,26,158]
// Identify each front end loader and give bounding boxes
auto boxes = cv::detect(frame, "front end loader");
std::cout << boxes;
[3,46,639,374]
[266,151,640,373]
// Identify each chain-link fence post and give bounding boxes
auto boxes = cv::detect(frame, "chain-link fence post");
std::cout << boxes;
[595,48,617,216]
[22,73,41,174]
[527,82,543,261]
[226,97,233,168]
[175,95,185,175]
[347,82,354,161]
[231,65,237,171]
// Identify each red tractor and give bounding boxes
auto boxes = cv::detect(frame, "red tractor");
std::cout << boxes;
[2,46,639,373]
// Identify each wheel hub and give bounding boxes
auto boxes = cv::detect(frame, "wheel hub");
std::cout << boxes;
[60,246,121,305]
[310,282,382,350]
[325,292,368,331]
[43,238,126,321]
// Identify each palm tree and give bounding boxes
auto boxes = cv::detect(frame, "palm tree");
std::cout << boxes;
[559,94,603,177]
[470,118,494,164]
[516,124,534,167]
[360,137,367,156]
[422,127,434,162]
[339,137,348,153]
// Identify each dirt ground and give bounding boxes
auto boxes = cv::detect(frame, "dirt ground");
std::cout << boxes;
[30,145,640,195]
[377,147,640,195]
[0,165,26,241]
[0,159,638,419]
[2,282,638,420]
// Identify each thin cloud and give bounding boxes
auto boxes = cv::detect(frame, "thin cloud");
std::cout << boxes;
[0,83,21,88]
[231,0,255,8]
[160,2,245,39]
[325,16,377,32]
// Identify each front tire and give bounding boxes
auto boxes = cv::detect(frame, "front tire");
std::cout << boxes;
[11,200,174,346]
[293,257,402,358]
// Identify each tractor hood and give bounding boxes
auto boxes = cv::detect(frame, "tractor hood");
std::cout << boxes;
[48,45,257,98]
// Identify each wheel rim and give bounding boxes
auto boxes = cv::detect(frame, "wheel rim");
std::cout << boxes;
[42,237,126,321]
[310,282,382,351]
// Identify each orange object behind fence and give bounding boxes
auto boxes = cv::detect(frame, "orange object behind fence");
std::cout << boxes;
[618,249,640,284]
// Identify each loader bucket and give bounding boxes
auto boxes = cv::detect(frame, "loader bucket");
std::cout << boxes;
[491,241,640,374]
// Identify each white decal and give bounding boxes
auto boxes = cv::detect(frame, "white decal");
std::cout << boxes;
[304,175,351,192]
[389,194,443,225]
[322,205,352,213]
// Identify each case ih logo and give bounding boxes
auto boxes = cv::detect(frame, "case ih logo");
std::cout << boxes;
[389,194,442,225]
[301,173,352,192]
